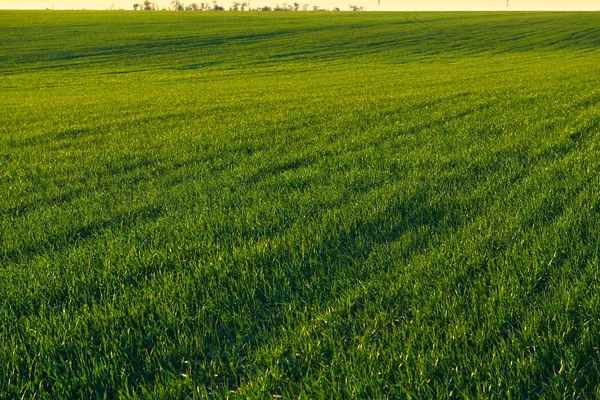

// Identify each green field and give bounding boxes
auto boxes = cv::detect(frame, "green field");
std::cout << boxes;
[1,10,600,397]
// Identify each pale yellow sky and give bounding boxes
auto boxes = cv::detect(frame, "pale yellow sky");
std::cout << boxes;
[0,0,598,11]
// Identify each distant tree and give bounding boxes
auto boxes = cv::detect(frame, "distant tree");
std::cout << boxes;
[142,0,152,9]
[332,6,339,10]
[241,1,247,10]
[133,3,140,9]
[312,5,318,10]
[172,0,184,9]
[231,1,240,10]
[348,4,362,10]
[302,3,309,10]
[293,2,299,10]
[260,5,271,10]
[212,0,226,9]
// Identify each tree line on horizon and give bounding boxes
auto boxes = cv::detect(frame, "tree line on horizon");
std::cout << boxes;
[131,0,363,11]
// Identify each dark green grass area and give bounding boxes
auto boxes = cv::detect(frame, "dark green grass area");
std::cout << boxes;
[1,10,600,398]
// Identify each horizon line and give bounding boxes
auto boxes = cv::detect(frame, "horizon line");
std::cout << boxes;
[1,8,599,10]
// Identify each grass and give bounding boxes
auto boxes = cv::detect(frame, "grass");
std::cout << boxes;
[1,10,600,398]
